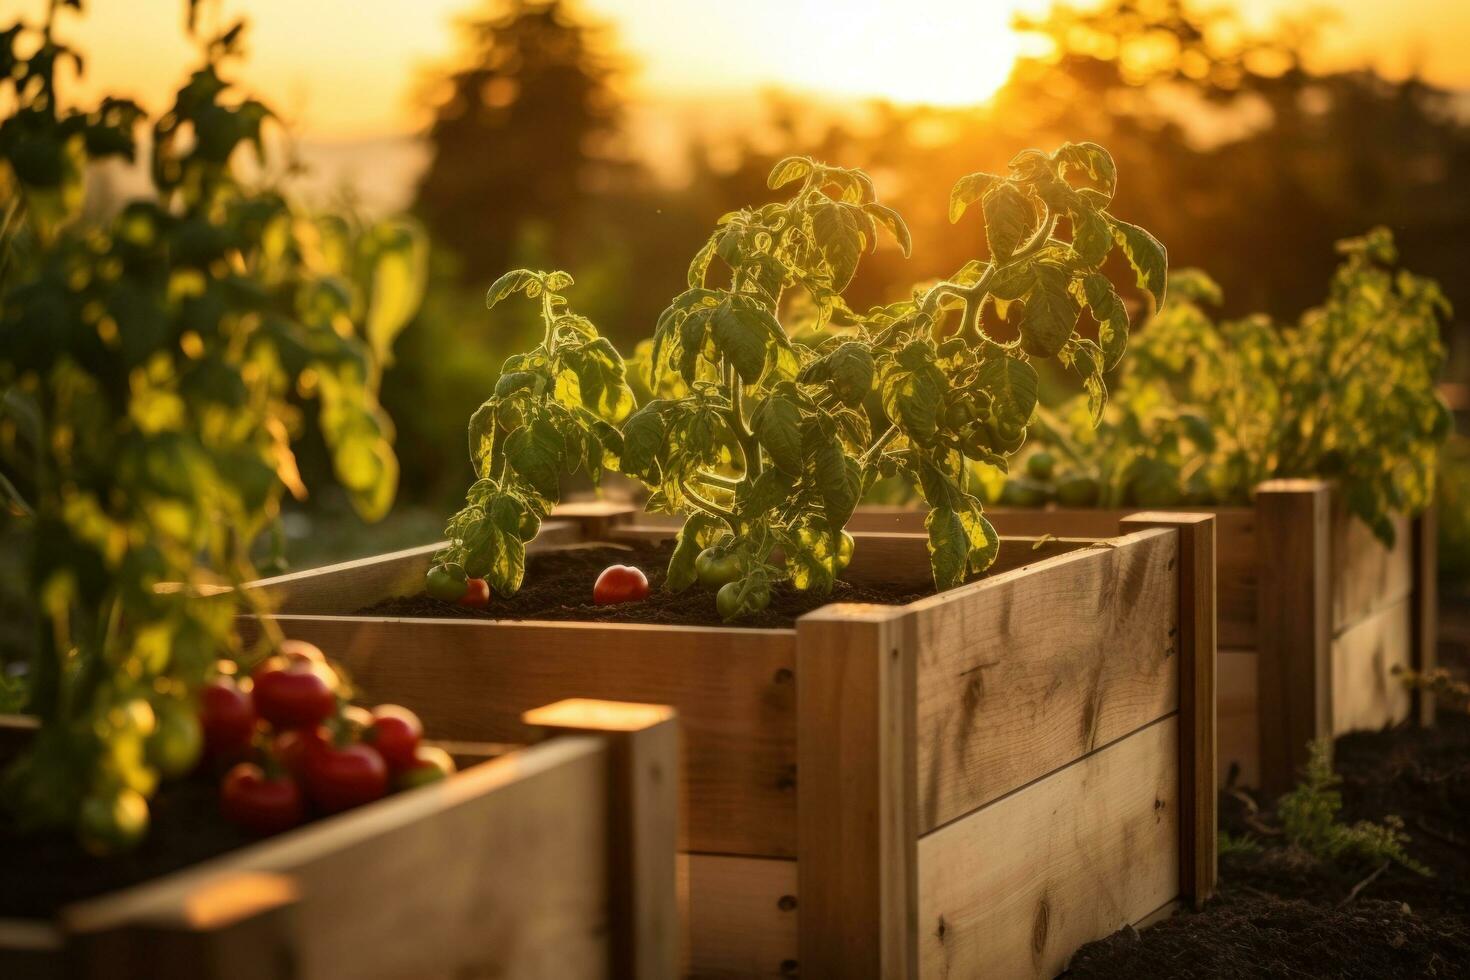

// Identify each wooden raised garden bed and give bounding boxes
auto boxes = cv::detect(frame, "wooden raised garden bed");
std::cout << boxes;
[849,478,1439,796]
[238,506,1218,978]
[0,698,678,980]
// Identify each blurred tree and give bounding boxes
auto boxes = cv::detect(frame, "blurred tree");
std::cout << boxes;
[413,0,626,283]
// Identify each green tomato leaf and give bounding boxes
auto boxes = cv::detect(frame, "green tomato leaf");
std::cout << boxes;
[1071,208,1113,266]
[620,401,668,481]
[862,202,911,257]
[1083,272,1130,370]
[1053,142,1117,199]
[812,201,865,291]
[767,155,813,190]
[949,171,1001,223]
[978,354,1039,428]
[1108,216,1168,308]
[486,269,541,308]
[925,506,969,591]
[504,416,564,502]
[666,513,720,592]
[751,391,804,475]
[983,182,1034,260]
[1019,260,1079,358]
[713,301,779,383]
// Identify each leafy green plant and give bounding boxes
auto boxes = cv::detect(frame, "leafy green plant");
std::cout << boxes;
[430,271,633,595]
[0,2,416,847]
[622,145,1162,616]
[1277,739,1428,875]
[1011,229,1450,545]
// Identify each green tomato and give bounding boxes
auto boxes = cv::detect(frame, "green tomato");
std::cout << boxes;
[78,787,149,855]
[1026,451,1056,482]
[835,531,855,572]
[147,698,203,779]
[715,580,771,621]
[425,563,468,602]
[1055,474,1102,507]
[695,548,742,589]
[998,478,1051,508]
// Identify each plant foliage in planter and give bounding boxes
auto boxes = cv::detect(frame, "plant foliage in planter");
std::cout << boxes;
[1011,228,1450,544]
[0,2,421,848]
[435,144,1165,618]
[432,272,635,597]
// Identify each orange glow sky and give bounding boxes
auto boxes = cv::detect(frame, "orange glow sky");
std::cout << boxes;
[14,0,1470,138]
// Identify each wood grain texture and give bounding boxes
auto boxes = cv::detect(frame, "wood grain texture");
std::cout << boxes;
[245,521,581,614]
[62,737,616,980]
[1330,598,1414,737]
[1217,649,1260,789]
[680,855,797,979]
[240,615,798,858]
[522,700,681,980]
[796,604,916,979]
[916,715,1181,980]
[1255,479,1333,798]
[1122,513,1216,904]
[1329,498,1413,634]
[910,528,1180,832]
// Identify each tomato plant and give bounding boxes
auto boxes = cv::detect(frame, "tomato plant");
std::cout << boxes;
[627,147,1161,612]
[0,1,422,847]
[1012,229,1449,544]
[429,272,634,597]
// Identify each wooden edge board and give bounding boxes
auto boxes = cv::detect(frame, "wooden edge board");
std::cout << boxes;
[60,736,608,935]
[680,854,798,978]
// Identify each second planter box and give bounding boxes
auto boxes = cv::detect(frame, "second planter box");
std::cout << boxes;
[243,513,1217,978]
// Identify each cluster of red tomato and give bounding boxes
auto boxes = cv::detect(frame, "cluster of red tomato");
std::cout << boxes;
[200,640,454,835]
[426,562,650,607]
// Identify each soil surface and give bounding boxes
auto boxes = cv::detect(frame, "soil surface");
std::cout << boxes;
[0,761,255,919]
[358,540,936,629]
[1067,594,1470,978]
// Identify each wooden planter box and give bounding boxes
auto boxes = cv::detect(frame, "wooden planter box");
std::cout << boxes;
[848,479,1439,796]
[238,509,1218,978]
[0,699,678,980]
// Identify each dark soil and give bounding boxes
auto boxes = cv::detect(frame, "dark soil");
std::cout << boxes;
[0,761,254,919]
[1067,595,1470,978]
[358,540,935,629]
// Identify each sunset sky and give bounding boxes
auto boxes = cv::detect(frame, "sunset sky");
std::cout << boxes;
[14,0,1470,139]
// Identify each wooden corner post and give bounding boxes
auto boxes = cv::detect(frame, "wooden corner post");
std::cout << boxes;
[522,699,680,980]
[1254,479,1332,798]
[1412,504,1439,726]
[1121,512,1218,906]
[796,604,916,979]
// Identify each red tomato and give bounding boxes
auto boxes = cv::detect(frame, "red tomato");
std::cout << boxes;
[199,677,257,763]
[395,745,457,790]
[252,655,339,731]
[366,705,423,771]
[458,578,491,608]
[220,763,305,835]
[593,565,649,605]
[304,738,388,813]
[270,727,321,781]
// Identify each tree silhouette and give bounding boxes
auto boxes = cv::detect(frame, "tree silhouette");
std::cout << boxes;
[413,0,624,282]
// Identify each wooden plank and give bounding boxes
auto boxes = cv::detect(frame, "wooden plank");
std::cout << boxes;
[1255,479,1333,799]
[64,737,615,980]
[523,700,680,980]
[680,855,797,979]
[67,874,300,980]
[1411,507,1439,726]
[1331,599,1414,737]
[910,528,1180,832]
[842,532,1092,587]
[1123,513,1216,904]
[796,604,916,979]
[241,616,797,858]
[916,715,1181,979]
[1217,649,1259,790]
[244,521,581,614]
[1330,498,1414,634]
